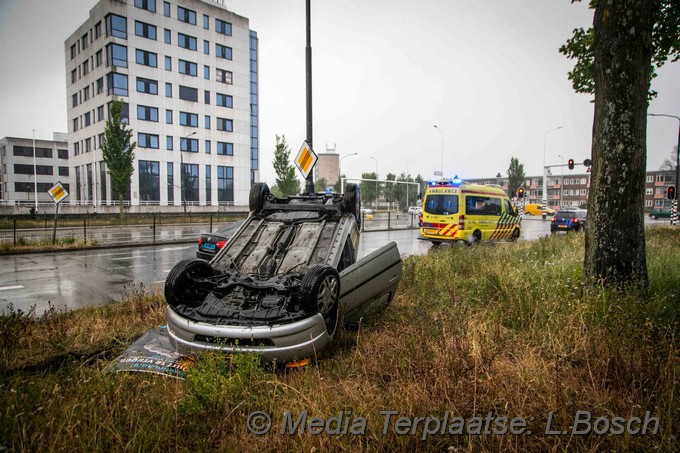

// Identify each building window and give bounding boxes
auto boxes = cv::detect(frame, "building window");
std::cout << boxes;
[646,175,654,183]
[105,13,127,39]
[163,1,170,17]
[136,77,158,95]
[138,160,160,202]
[96,77,104,94]
[180,138,198,153]
[84,111,91,127]
[70,44,77,59]
[205,165,211,203]
[646,187,654,195]
[178,59,197,76]
[97,105,104,121]
[14,164,53,175]
[178,85,198,102]
[107,72,128,96]
[203,40,209,54]
[74,142,80,156]
[204,116,210,129]
[216,93,233,108]
[216,118,233,132]
[215,68,232,84]
[82,60,89,76]
[95,21,102,39]
[138,133,159,149]
[181,163,199,202]
[59,166,69,177]
[165,109,172,124]
[204,65,210,80]
[96,50,103,67]
[167,162,174,202]
[180,112,198,127]
[166,136,173,150]
[81,33,88,50]
[205,140,211,154]
[165,56,172,71]
[178,33,197,51]
[203,14,209,29]
[164,28,171,44]
[71,69,77,84]
[645,200,653,207]
[217,166,233,202]
[204,90,210,104]
[215,19,232,36]
[73,118,79,132]
[72,93,78,108]
[217,142,233,156]
[134,0,156,13]
[215,44,232,60]
[137,105,159,122]
[135,21,157,40]
[177,6,196,25]
[136,49,157,67]
[106,43,128,68]
[165,82,172,97]
[58,149,68,159]
[13,146,53,158]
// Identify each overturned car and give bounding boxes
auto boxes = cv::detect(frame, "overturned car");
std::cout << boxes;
[164,183,402,363]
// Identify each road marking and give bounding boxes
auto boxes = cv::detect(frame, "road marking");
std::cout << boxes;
[73,251,142,258]
[162,269,173,273]
[152,280,166,284]
[0,285,24,291]
[158,246,192,252]
[111,256,147,261]
[112,264,154,269]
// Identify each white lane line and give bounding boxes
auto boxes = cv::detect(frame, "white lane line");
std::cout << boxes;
[162,269,173,273]
[73,251,141,258]
[0,285,24,291]
[112,264,155,270]
[152,280,166,284]
[111,256,147,261]
[158,246,193,252]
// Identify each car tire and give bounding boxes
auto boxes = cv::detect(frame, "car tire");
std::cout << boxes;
[301,265,340,336]
[342,183,361,229]
[165,259,214,308]
[249,182,270,213]
[467,230,481,246]
[650,214,656,219]
[511,228,520,241]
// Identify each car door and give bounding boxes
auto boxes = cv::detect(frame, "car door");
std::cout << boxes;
[338,241,402,317]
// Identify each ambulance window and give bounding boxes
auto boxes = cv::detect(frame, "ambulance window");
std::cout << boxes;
[424,195,458,215]
[504,199,515,215]
[465,196,501,216]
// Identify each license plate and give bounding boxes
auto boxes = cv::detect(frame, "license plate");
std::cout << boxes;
[203,243,216,250]
[425,229,439,235]
[558,225,567,229]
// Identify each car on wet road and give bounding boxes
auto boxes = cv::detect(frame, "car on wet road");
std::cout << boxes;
[196,220,244,260]
[551,209,587,233]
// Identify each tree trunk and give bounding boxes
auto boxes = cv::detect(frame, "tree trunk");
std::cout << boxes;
[119,192,124,220]
[584,0,658,287]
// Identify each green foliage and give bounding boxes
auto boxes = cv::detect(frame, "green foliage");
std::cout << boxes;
[272,135,301,197]
[101,100,136,215]
[506,157,525,197]
[560,1,679,98]
[360,172,380,207]
[314,177,327,193]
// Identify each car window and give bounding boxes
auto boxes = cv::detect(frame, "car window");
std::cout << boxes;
[556,212,574,219]
[465,196,501,216]
[424,195,459,215]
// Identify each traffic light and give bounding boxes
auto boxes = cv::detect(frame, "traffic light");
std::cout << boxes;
[517,187,525,198]
[668,186,676,200]
[568,159,575,170]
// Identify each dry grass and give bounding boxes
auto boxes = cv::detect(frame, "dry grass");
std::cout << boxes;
[1,228,678,451]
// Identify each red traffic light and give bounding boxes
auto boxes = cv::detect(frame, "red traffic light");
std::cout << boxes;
[517,187,525,198]
[668,186,676,200]
[568,159,575,170]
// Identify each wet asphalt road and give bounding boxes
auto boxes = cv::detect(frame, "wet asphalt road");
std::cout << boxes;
[0,217,666,315]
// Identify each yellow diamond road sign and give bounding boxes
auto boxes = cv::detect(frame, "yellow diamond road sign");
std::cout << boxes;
[295,141,317,180]
[48,181,69,204]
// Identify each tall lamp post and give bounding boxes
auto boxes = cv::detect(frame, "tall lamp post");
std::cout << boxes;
[542,126,563,219]
[31,129,41,211]
[369,156,378,209]
[557,154,565,208]
[406,160,415,208]
[180,131,197,214]
[648,113,680,225]
[339,152,358,191]
[433,125,444,176]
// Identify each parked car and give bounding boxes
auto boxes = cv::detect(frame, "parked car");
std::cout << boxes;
[407,206,421,215]
[196,220,244,260]
[551,209,587,233]
[165,183,402,364]
[648,209,672,219]
[524,203,556,216]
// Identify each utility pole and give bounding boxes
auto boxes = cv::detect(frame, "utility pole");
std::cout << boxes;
[304,0,315,194]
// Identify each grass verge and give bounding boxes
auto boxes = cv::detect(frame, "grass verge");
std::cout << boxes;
[1,229,678,451]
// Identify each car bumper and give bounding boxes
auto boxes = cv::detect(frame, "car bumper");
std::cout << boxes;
[196,250,216,260]
[166,306,330,363]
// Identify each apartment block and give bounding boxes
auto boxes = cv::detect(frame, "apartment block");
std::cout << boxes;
[0,134,70,207]
[65,0,258,208]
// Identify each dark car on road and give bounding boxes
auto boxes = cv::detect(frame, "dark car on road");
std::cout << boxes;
[648,209,672,219]
[551,209,587,233]
[196,220,244,260]
[165,183,402,364]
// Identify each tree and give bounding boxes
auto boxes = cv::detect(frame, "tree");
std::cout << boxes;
[360,172,379,208]
[272,135,301,197]
[561,0,673,287]
[101,100,135,218]
[659,147,678,172]
[506,157,525,198]
[314,177,328,193]
[333,174,346,193]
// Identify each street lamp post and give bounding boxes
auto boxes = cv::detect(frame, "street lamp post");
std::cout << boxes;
[339,152,358,190]
[179,131,197,214]
[433,125,444,176]
[557,154,565,208]
[369,156,378,209]
[32,129,39,211]
[406,160,415,208]
[648,113,680,225]
[542,126,563,219]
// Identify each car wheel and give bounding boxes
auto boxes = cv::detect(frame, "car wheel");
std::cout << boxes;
[301,265,340,336]
[165,259,214,308]
[650,214,656,219]
[510,228,520,241]
[249,182,270,213]
[342,183,361,229]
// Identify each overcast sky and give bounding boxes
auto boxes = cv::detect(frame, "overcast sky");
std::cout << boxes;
[0,0,678,185]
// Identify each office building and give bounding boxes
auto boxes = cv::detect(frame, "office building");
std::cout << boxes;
[0,134,70,208]
[65,0,258,209]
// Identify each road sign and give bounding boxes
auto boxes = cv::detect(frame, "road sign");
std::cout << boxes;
[295,141,317,180]
[47,181,68,204]
[433,171,443,176]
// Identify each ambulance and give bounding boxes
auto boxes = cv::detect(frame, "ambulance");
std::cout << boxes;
[419,178,521,244]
